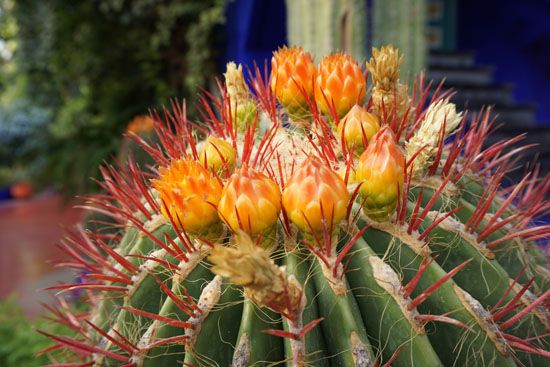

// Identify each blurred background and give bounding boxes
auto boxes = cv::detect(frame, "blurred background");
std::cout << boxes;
[0,0,548,365]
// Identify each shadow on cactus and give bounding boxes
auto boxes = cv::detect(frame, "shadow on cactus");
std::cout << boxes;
[40,45,549,367]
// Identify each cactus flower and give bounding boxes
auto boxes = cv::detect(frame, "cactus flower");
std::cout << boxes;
[225,62,257,131]
[218,166,282,237]
[366,45,403,92]
[367,45,410,124]
[152,159,222,234]
[199,136,237,173]
[356,127,405,221]
[209,231,302,316]
[337,104,381,153]
[405,98,463,174]
[270,46,316,121]
[283,157,349,233]
[315,53,366,119]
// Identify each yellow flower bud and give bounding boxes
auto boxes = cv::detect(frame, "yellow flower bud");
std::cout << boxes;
[282,157,349,233]
[152,159,222,234]
[218,166,282,237]
[270,46,316,121]
[337,104,380,153]
[198,136,237,173]
[315,53,366,118]
[356,127,405,221]
[337,164,356,184]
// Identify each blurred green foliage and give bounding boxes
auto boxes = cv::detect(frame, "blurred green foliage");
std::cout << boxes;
[0,0,226,194]
[0,296,85,367]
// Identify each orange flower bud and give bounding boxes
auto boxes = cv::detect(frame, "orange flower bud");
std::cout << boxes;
[337,104,380,153]
[218,166,282,236]
[356,127,405,221]
[198,136,237,173]
[315,53,366,118]
[270,46,316,120]
[283,157,349,233]
[153,160,222,234]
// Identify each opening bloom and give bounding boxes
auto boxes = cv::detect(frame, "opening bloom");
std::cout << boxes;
[405,98,463,174]
[282,157,350,233]
[356,127,405,221]
[315,53,366,119]
[217,166,282,237]
[152,159,222,234]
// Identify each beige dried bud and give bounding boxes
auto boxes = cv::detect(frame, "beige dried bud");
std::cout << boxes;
[367,45,410,124]
[406,99,463,173]
[367,45,404,92]
[225,62,250,104]
[224,62,257,131]
[209,231,303,317]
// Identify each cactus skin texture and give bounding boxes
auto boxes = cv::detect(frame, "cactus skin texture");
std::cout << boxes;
[41,46,550,367]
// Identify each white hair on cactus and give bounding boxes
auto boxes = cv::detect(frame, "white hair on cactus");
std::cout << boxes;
[406,98,463,173]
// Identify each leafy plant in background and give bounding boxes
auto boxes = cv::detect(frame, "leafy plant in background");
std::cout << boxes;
[0,296,86,367]
[0,99,51,187]
[0,0,226,194]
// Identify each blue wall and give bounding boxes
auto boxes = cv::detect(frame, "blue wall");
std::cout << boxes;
[223,0,286,71]
[458,0,550,124]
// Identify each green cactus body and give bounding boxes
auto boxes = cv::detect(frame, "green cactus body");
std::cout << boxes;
[286,0,367,61]
[41,47,549,367]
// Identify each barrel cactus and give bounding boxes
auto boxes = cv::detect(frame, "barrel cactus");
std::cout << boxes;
[41,45,549,367]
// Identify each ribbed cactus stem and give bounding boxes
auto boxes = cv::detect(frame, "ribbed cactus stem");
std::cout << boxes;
[409,0,427,77]
[286,0,367,60]
[342,0,368,61]
[373,0,427,77]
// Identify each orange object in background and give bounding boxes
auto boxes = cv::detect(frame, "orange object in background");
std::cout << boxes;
[126,115,155,134]
[10,181,33,199]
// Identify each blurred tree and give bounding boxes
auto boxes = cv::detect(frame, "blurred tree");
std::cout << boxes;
[0,0,226,194]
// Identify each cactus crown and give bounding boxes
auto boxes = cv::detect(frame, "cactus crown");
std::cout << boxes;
[41,46,549,367]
